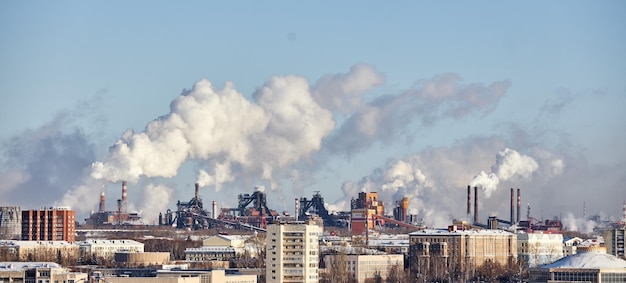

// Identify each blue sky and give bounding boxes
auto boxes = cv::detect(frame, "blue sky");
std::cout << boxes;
[1,1,624,229]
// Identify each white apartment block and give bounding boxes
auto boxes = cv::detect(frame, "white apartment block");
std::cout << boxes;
[266,222,322,283]
[517,232,564,267]
[78,239,144,260]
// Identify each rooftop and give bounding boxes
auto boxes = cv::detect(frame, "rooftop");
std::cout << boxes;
[409,228,515,236]
[539,252,626,269]
[0,262,62,271]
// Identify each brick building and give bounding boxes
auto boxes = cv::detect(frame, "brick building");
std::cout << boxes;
[21,207,76,242]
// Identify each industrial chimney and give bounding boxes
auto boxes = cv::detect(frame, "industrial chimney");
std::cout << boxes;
[99,192,105,212]
[295,198,299,221]
[195,183,199,200]
[122,181,128,213]
[467,185,471,216]
[474,186,478,224]
[517,188,521,223]
[510,188,514,224]
[212,201,217,219]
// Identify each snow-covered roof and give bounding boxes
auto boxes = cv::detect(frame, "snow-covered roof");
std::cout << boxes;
[77,239,143,246]
[409,228,515,236]
[0,241,76,248]
[540,252,626,269]
[184,246,236,253]
[320,246,387,255]
[0,262,62,271]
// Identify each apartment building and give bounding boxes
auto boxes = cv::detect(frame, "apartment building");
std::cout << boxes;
[409,226,517,278]
[21,207,76,242]
[604,226,625,260]
[266,222,322,283]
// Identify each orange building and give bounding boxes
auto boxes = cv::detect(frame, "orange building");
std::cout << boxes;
[351,192,385,235]
[21,207,76,242]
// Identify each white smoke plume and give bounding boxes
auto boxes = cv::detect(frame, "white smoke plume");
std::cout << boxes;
[327,73,511,155]
[91,75,335,198]
[562,212,597,234]
[312,63,385,113]
[469,148,539,197]
[139,183,173,224]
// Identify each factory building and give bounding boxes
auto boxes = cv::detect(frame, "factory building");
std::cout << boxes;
[21,206,75,242]
[266,222,322,283]
[85,181,142,226]
[409,226,517,279]
[0,207,21,240]
[351,192,385,235]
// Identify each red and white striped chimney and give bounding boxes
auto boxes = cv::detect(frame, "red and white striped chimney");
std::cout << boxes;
[99,192,105,212]
[295,198,299,221]
[122,181,128,213]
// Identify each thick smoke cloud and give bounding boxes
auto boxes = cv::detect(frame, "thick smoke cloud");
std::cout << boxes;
[469,148,539,197]
[312,63,385,113]
[0,112,96,208]
[327,73,511,155]
[139,183,173,224]
[328,137,564,227]
[91,76,335,196]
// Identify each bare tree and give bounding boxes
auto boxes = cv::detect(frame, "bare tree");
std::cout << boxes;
[320,252,356,283]
[386,263,409,283]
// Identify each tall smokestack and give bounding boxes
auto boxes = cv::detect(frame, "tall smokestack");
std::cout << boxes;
[212,201,217,219]
[195,183,199,200]
[510,188,514,224]
[99,192,105,212]
[295,198,299,221]
[122,181,127,213]
[517,188,521,223]
[474,186,478,224]
[467,185,471,216]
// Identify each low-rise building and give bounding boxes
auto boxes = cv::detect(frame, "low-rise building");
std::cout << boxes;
[114,252,171,266]
[517,232,564,267]
[184,246,236,261]
[202,234,249,248]
[78,239,144,261]
[323,253,404,283]
[529,250,626,282]
[0,262,88,282]
[0,240,78,261]
[99,269,256,283]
